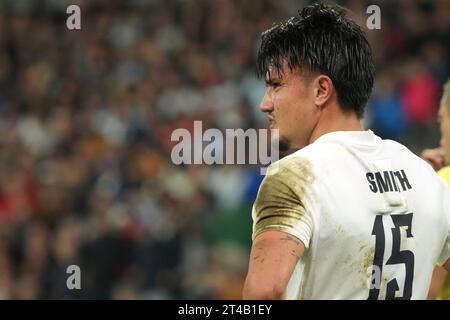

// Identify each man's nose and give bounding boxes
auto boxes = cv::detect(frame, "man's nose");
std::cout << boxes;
[259,90,274,113]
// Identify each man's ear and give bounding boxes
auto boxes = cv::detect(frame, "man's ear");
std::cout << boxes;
[313,75,333,109]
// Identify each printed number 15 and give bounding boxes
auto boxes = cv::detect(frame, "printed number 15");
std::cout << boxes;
[368,213,414,300]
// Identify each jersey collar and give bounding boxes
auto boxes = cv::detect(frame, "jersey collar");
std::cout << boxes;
[313,130,381,146]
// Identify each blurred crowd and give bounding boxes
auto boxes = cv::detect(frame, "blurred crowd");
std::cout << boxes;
[0,0,448,299]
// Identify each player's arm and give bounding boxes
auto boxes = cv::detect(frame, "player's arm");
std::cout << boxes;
[444,259,450,273]
[421,147,445,171]
[428,266,449,299]
[243,159,314,300]
[243,231,305,299]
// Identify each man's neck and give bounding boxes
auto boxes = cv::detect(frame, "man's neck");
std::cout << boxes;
[280,110,364,158]
[308,111,364,145]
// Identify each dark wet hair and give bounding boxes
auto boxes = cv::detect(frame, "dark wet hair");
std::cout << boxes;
[257,3,375,118]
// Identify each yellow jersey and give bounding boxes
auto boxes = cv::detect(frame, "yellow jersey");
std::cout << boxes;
[438,166,450,185]
[437,166,450,300]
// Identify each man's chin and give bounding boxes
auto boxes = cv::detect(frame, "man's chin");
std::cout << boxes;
[271,134,295,157]
[278,138,291,154]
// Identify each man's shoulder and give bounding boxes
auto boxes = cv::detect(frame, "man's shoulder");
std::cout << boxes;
[265,137,354,177]
[379,138,442,179]
[290,138,342,161]
[381,140,449,194]
[266,135,434,179]
[381,138,414,155]
[265,150,316,182]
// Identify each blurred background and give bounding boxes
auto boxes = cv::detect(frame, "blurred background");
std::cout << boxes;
[0,0,448,299]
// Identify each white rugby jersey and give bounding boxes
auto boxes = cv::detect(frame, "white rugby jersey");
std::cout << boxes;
[252,130,450,300]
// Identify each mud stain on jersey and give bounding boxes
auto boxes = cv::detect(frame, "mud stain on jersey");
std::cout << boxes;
[253,157,315,239]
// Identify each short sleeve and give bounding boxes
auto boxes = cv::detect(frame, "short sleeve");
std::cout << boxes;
[251,157,316,248]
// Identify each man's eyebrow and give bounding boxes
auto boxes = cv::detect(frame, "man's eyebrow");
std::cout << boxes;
[264,77,282,86]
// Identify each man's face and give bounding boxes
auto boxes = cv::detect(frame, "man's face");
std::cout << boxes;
[260,65,320,153]
[439,95,450,164]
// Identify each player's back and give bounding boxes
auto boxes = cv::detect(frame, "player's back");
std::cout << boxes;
[253,130,450,299]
